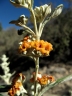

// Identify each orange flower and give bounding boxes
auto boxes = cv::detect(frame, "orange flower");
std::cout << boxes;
[30,72,55,86]
[45,42,53,52]
[23,41,30,48]
[39,48,49,55]
[8,73,26,96]
[30,41,36,48]
[38,75,48,85]
[23,36,29,41]
[19,45,26,53]
[19,38,53,56]
[34,40,53,55]
[31,40,45,49]
[19,41,30,53]
[47,76,55,82]
[8,82,22,96]
[12,73,25,84]
[38,75,55,85]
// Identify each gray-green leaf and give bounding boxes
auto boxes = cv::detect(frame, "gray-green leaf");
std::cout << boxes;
[38,74,72,96]
[52,4,63,18]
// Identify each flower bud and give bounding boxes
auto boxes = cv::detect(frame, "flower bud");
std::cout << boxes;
[30,4,51,23]
[9,15,28,26]
[19,15,28,24]
[8,73,27,96]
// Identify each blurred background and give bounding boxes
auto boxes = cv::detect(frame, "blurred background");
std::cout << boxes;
[0,0,72,96]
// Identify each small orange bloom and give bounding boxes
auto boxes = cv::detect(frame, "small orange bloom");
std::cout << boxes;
[12,73,25,84]
[30,41,35,48]
[45,42,53,51]
[38,75,48,85]
[8,82,22,96]
[19,38,53,56]
[39,48,49,55]
[19,41,30,53]
[23,36,29,41]
[38,75,55,85]
[8,73,26,96]
[47,76,55,82]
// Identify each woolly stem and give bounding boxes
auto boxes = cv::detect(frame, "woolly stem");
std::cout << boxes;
[34,57,39,96]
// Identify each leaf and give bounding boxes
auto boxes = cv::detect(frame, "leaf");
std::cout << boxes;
[52,4,63,18]
[9,20,18,24]
[38,74,72,96]
[31,0,34,9]
[0,94,4,96]
[0,85,11,92]
[40,4,63,32]
[10,0,23,8]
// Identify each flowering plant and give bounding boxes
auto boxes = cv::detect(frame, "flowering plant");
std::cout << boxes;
[0,0,72,96]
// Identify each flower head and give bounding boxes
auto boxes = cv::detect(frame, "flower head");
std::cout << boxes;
[30,72,55,86]
[12,73,26,84]
[38,75,55,85]
[19,37,53,57]
[8,82,27,96]
[9,15,28,26]
[8,73,27,96]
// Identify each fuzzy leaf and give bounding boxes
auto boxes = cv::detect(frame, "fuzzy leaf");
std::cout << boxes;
[31,0,34,9]
[52,4,63,18]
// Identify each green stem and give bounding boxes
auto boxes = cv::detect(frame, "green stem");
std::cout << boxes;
[34,57,39,96]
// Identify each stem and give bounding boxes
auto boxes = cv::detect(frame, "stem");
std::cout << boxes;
[40,16,52,35]
[18,23,35,35]
[34,57,39,96]
[29,8,40,96]
[30,8,38,36]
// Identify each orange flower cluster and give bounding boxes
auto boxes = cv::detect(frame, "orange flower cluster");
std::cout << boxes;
[30,72,55,85]
[38,75,55,85]
[19,36,53,56]
[12,73,25,84]
[8,82,22,96]
[8,73,26,96]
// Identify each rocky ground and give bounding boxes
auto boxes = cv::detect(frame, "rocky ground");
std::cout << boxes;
[0,62,72,96]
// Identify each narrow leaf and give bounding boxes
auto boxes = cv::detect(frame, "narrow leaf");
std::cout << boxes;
[52,4,63,18]
[0,85,11,92]
[31,0,34,8]
[0,94,4,96]
[38,74,72,96]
